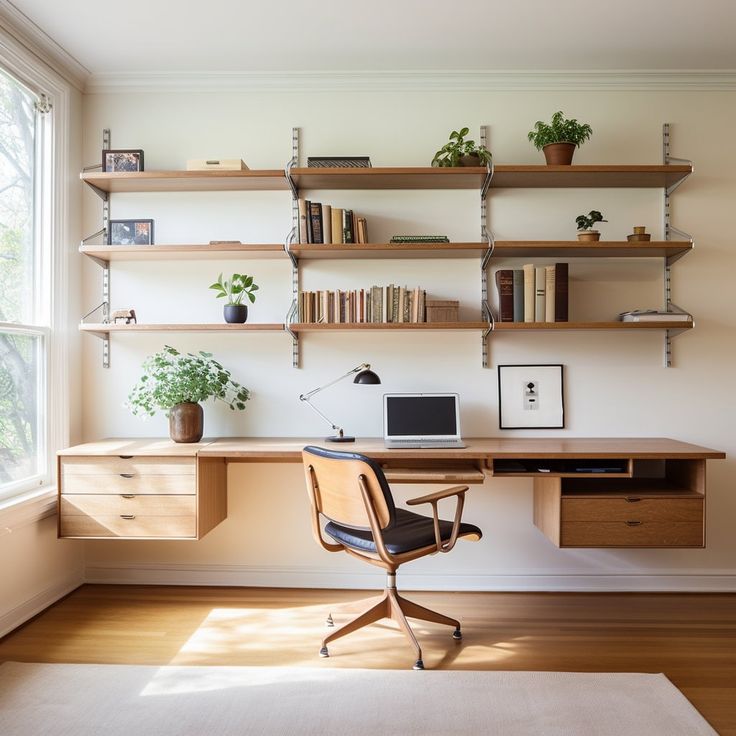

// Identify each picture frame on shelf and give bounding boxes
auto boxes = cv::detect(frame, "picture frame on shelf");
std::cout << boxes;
[102,149,144,172]
[108,219,154,245]
[498,364,564,429]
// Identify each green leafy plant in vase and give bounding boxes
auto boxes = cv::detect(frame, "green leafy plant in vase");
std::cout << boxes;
[575,210,607,242]
[432,127,492,168]
[209,272,259,323]
[127,345,251,442]
[528,111,593,165]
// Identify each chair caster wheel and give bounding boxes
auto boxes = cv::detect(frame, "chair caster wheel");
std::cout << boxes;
[326,614,334,627]
[319,646,329,658]
[452,627,462,640]
[413,659,424,670]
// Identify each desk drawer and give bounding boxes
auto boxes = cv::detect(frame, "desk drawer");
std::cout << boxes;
[61,456,195,476]
[61,473,196,495]
[561,497,703,523]
[60,494,196,538]
[561,521,703,547]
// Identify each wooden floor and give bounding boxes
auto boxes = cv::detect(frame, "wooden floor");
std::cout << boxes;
[1,586,735,734]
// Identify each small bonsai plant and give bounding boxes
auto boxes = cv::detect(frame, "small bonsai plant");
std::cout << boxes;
[209,272,259,324]
[527,111,593,165]
[432,127,492,168]
[575,210,607,242]
[127,345,250,442]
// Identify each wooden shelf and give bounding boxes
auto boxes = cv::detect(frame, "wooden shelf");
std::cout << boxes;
[289,241,693,260]
[290,243,486,259]
[492,240,693,259]
[491,165,692,189]
[79,244,286,261]
[80,323,285,338]
[80,170,289,193]
[290,167,488,190]
[493,321,693,331]
[289,322,488,332]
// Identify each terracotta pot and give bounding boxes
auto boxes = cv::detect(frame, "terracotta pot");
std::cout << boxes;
[577,230,600,242]
[169,402,204,443]
[542,142,576,165]
[224,304,248,323]
[459,154,482,167]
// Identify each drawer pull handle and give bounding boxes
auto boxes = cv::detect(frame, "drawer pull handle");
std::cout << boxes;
[119,473,135,479]
[120,514,136,520]
[625,520,642,527]
[120,494,135,499]
[625,497,641,503]
[119,455,133,459]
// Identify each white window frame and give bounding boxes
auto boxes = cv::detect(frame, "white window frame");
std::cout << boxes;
[0,29,70,508]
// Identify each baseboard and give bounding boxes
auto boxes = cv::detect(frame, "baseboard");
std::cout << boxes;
[83,562,736,592]
[0,576,83,638]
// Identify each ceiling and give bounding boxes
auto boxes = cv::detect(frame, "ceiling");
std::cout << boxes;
[8,0,736,75]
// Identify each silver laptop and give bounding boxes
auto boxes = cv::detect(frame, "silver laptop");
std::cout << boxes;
[383,393,466,449]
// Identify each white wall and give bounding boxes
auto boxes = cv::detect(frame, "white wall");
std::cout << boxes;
[80,85,735,591]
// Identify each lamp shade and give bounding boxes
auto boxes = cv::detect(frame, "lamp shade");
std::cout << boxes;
[354,368,381,385]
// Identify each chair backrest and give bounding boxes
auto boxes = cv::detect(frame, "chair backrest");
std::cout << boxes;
[302,446,396,530]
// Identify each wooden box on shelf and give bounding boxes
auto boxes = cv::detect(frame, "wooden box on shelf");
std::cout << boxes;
[426,300,459,323]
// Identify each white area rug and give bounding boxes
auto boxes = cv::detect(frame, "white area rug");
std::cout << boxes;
[0,662,716,736]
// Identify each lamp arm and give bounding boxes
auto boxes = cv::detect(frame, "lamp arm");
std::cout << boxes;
[300,396,343,436]
[299,363,369,402]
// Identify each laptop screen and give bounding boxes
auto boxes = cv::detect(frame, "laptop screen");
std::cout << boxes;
[385,394,459,438]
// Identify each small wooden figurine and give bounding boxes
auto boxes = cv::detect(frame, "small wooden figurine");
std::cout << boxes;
[111,308,137,324]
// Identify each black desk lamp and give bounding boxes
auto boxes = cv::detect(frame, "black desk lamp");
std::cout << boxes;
[299,363,381,442]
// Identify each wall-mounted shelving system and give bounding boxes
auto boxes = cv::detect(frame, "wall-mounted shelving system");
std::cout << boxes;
[79,125,693,368]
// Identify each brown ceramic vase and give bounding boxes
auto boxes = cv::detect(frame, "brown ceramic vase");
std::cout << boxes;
[169,402,204,443]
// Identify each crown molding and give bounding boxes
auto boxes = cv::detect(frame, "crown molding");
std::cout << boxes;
[84,69,736,94]
[0,1,89,91]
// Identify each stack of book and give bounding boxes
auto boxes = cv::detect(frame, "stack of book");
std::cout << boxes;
[618,310,693,323]
[298,285,427,324]
[390,235,450,244]
[298,199,367,244]
[495,263,569,323]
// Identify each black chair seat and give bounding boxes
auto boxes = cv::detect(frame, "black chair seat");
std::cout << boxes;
[325,508,482,555]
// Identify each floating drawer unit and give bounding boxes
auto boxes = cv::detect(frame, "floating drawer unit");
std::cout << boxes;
[533,459,707,548]
[57,440,226,540]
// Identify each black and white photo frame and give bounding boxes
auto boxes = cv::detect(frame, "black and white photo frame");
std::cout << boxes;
[498,364,564,429]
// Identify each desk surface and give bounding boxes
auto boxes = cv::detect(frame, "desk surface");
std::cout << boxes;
[59,437,725,460]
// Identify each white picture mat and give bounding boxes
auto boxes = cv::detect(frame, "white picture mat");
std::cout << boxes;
[498,365,564,429]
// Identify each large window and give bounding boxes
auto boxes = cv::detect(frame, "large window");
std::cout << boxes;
[0,68,52,499]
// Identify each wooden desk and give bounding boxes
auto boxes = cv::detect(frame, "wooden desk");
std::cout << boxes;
[58,437,725,547]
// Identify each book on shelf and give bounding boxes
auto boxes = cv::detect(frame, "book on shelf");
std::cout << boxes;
[343,209,355,243]
[523,264,535,323]
[545,266,556,323]
[554,262,569,322]
[322,204,332,245]
[495,269,514,322]
[619,310,693,322]
[512,269,524,322]
[307,156,372,168]
[390,235,450,243]
[356,217,368,244]
[534,267,546,322]
[331,208,343,244]
[309,202,323,244]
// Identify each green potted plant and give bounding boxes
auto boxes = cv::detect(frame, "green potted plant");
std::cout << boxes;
[209,272,259,323]
[575,210,607,242]
[432,127,492,167]
[127,345,250,443]
[527,111,593,165]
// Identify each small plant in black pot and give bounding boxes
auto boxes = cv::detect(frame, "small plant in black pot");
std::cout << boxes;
[209,272,259,323]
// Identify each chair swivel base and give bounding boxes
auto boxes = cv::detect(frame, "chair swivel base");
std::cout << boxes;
[318,583,462,670]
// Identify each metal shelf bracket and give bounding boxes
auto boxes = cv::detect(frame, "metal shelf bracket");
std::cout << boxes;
[284,127,301,367]
[480,125,495,368]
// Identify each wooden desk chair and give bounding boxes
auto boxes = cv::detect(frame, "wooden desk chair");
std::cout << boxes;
[302,445,482,670]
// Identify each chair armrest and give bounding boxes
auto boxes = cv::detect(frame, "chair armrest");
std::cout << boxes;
[404,485,469,554]
[405,485,469,506]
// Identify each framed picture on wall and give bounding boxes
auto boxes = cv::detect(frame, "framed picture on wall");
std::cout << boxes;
[498,364,564,429]
[108,219,154,245]
[102,149,144,172]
